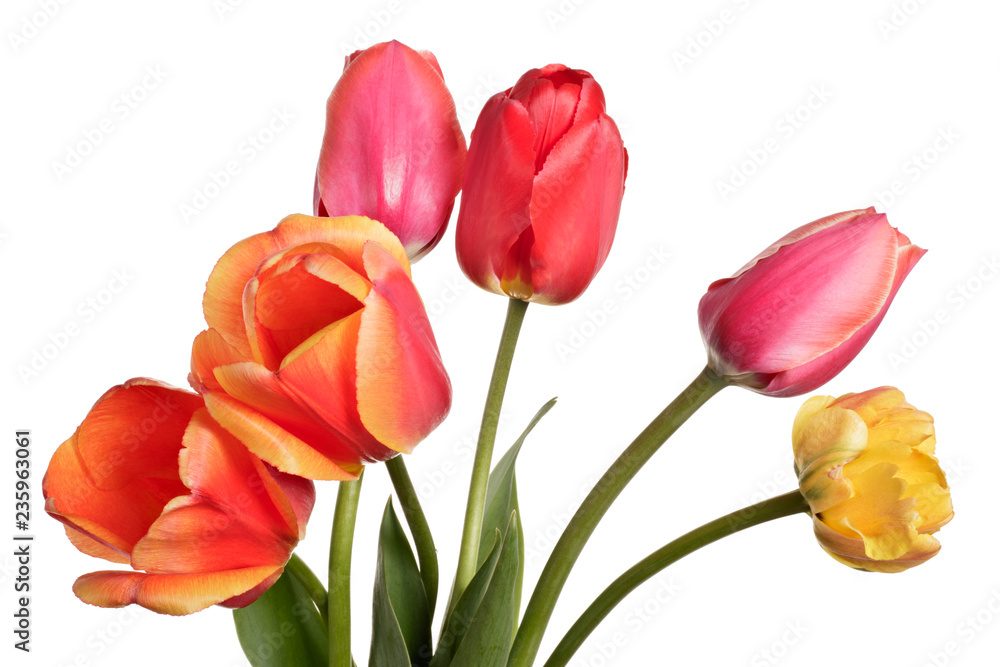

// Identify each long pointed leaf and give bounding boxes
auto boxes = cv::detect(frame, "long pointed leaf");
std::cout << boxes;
[478,398,555,631]
[450,512,521,667]
[370,498,433,667]
[233,568,328,666]
[431,531,503,667]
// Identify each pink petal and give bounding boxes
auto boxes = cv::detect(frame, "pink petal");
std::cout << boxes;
[316,40,466,258]
[699,213,901,375]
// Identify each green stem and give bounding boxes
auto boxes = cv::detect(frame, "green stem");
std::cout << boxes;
[451,297,529,613]
[386,455,439,616]
[507,367,728,667]
[286,552,329,625]
[543,490,810,667]
[329,471,364,667]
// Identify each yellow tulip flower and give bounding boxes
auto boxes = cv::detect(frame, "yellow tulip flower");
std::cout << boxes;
[793,387,952,573]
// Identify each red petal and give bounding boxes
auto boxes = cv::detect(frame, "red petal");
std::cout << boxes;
[528,115,626,304]
[455,95,536,295]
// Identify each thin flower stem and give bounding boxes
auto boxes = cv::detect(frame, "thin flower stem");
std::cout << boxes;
[451,297,529,614]
[285,552,329,625]
[507,367,728,667]
[386,455,440,615]
[329,471,364,667]
[543,490,811,667]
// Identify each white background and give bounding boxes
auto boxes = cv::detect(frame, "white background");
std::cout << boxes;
[3,0,998,665]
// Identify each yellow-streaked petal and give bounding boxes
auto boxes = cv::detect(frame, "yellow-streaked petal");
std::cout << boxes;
[73,565,283,616]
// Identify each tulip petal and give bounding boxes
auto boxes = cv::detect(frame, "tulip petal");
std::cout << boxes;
[794,407,868,513]
[245,248,369,370]
[729,208,871,279]
[277,310,398,463]
[812,517,940,573]
[760,241,926,397]
[201,387,360,482]
[512,74,582,173]
[75,380,203,490]
[191,328,246,393]
[316,40,466,258]
[456,95,536,295]
[356,242,452,453]
[130,495,291,574]
[528,115,626,304]
[43,380,199,559]
[73,565,283,616]
[176,409,311,544]
[204,214,408,359]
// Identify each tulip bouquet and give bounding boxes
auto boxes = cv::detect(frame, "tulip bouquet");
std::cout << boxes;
[44,41,952,666]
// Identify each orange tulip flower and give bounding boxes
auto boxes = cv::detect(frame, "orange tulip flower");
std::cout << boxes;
[43,379,315,615]
[190,214,451,481]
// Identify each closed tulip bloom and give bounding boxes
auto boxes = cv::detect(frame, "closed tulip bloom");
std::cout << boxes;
[793,387,952,573]
[698,208,925,396]
[43,379,315,615]
[190,214,451,481]
[314,40,467,261]
[456,64,627,305]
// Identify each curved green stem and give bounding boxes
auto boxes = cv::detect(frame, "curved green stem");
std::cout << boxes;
[286,552,329,625]
[543,490,810,667]
[329,472,364,667]
[386,455,439,615]
[451,297,529,613]
[507,367,728,667]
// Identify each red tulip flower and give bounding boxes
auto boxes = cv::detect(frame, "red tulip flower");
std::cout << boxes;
[456,64,627,305]
[314,40,467,261]
[190,214,451,481]
[698,208,925,397]
[43,379,315,616]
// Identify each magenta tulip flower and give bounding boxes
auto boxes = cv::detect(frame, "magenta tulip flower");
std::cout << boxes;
[314,40,467,261]
[698,208,925,397]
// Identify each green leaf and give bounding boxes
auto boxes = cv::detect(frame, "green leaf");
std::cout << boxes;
[478,398,556,630]
[450,512,521,667]
[370,498,433,667]
[233,568,328,667]
[431,531,503,667]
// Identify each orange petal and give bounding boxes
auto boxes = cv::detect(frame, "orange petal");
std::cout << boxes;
[278,312,396,463]
[204,214,408,359]
[245,249,369,370]
[43,380,198,559]
[177,409,313,544]
[130,497,290,574]
[356,242,452,453]
[73,566,283,616]
[201,387,359,481]
[75,379,203,490]
[190,328,246,393]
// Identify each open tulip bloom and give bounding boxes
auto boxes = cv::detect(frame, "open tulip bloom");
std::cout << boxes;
[45,41,953,667]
